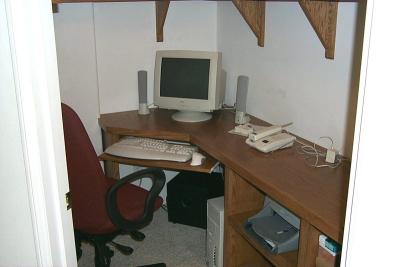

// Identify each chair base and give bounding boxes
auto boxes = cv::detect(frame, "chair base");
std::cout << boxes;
[75,230,164,267]
[130,229,146,241]
[110,241,134,255]
[75,230,121,267]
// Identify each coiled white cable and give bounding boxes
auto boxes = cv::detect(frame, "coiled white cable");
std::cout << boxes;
[294,136,346,168]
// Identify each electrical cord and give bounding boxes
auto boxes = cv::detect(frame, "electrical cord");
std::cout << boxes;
[147,103,158,109]
[217,164,225,180]
[222,103,235,110]
[294,137,347,169]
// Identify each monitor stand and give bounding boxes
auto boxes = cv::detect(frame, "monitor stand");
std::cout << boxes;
[172,111,212,123]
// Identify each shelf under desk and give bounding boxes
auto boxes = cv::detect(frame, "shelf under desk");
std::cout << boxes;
[229,211,298,267]
[99,150,219,174]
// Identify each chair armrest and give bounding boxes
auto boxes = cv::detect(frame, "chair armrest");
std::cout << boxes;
[106,168,166,231]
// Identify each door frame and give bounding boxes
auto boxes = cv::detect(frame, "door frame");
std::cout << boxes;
[3,0,76,266]
[341,0,400,266]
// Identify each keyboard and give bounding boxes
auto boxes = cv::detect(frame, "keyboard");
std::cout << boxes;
[104,136,198,162]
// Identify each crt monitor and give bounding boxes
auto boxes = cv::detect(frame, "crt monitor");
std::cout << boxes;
[154,50,224,122]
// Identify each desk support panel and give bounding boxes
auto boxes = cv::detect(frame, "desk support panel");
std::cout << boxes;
[224,168,323,267]
[297,221,321,267]
[224,168,267,266]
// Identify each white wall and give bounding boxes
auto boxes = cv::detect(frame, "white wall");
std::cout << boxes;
[53,3,103,156]
[94,1,217,114]
[218,2,362,157]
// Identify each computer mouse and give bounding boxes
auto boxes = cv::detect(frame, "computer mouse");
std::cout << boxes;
[190,152,206,166]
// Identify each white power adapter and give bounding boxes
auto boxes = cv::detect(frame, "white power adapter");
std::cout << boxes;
[325,148,336,164]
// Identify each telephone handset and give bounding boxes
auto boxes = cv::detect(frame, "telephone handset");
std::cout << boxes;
[246,133,296,153]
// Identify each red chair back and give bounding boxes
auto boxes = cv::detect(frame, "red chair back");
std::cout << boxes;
[61,103,110,232]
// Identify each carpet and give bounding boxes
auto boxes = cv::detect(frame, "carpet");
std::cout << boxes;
[77,209,207,267]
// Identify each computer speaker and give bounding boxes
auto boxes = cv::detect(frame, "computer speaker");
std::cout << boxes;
[138,70,150,115]
[235,75,250,124]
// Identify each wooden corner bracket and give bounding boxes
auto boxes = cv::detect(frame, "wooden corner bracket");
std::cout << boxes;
[299,0,338,59]
[156,0,170,42]
[232,0,266,47]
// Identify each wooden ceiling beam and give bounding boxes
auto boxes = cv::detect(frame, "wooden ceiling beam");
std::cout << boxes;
[232,0,266,47]
[298,0,338,59]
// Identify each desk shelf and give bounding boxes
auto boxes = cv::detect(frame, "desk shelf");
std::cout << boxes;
[99,150,219,174]
[229,211,298,267]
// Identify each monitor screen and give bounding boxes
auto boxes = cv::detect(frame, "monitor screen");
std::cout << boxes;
[154,50,223,119]
[160,58,210,100]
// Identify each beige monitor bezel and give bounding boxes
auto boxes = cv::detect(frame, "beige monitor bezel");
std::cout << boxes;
[154,50,221,112]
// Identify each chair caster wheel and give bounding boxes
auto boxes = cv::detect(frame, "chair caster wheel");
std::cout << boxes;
[130,230,146,241]
[110,241,133,255]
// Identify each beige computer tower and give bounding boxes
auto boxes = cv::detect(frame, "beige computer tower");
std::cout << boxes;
[207,196,224,267]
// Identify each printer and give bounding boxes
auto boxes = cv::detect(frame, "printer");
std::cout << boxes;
[245,199,300,254]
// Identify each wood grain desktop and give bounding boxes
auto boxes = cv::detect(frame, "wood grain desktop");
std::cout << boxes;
[99,108,350,267]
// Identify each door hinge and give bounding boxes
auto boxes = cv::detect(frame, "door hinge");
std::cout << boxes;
[65,192,72,210]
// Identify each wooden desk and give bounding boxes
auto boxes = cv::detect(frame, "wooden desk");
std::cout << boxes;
[99,108,350,267]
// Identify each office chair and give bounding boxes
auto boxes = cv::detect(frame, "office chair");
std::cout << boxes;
[61,103,166,267]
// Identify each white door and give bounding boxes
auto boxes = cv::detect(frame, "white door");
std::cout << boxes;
[0,0,76,266]
[341,0,400,266]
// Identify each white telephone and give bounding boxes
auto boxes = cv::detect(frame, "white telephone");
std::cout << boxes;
[248,125,282,141]
[246,132,296,153]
